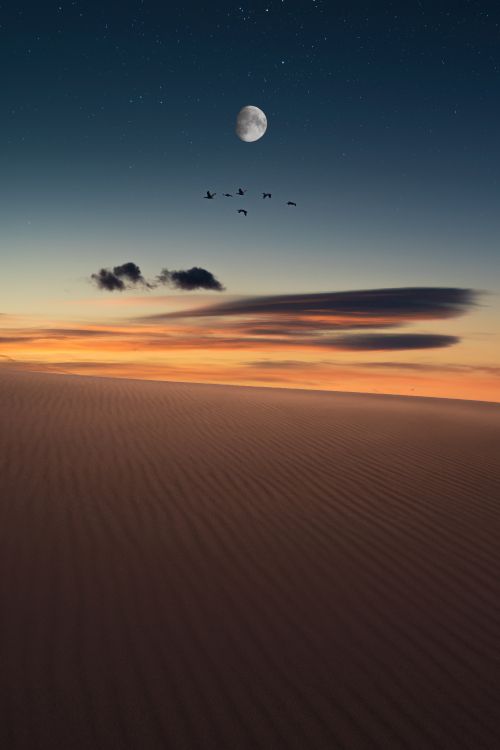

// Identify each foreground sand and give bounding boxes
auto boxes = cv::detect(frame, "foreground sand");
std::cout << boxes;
[0,368,499,749]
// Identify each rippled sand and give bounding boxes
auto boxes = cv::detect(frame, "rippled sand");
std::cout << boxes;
[1,368,499,749]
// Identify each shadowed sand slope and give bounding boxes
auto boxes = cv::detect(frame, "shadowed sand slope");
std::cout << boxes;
[0,368,499,749]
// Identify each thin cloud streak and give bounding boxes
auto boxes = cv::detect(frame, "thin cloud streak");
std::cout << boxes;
[330,333,460,350]
[244,359,500,377]
[146,287,476,322]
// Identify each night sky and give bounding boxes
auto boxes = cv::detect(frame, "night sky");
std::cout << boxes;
[1,1,499,400]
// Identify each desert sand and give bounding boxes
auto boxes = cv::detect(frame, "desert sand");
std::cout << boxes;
[0,367,499,749]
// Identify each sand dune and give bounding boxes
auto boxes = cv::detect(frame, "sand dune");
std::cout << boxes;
[0,367,499,749]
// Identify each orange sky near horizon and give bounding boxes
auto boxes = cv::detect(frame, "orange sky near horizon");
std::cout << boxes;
[1,290,499,402]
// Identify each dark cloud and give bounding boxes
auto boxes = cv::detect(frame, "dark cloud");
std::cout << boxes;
[91,262,152,291]
[331,333,460,350]
[135,332,464,353]
[157,267,225,291]
[91,268,126,291]
[91,263,223,292]
[113,262,151,287]
[239,334,460,352]
[153,287,475,321]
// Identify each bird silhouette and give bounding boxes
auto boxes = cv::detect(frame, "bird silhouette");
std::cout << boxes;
[204,190,216,199]
[262,192,272,199]
[223,193,233,197]
[237,209,248,216]
[287,201,297,206]
[237,188,247,196]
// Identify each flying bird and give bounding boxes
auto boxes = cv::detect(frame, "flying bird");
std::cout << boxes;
[237,209,248,216]
[262,192,272,199]
[204,190,216,199]
[223,193,233,197]
[287,201,297,206]
[237,188,247,196]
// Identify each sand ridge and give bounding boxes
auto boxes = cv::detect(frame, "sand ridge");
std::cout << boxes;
[0,368,499,749]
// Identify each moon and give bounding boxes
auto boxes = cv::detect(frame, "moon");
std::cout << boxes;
[236,105,267,142]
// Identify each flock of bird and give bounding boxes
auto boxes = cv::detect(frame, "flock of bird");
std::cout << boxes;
[204,188,296,216]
